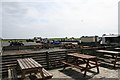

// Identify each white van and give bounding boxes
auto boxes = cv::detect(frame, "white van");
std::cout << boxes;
[101,34,120,46]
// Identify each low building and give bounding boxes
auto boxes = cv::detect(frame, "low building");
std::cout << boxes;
[101,34,120,46]
[81,36,99,43]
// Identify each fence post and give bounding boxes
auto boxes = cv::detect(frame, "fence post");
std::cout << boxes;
[46,51,50,69]
[65,51,68,62]
[20,54,24,59]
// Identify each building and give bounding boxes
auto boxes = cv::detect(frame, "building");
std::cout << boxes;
[101,34,120,46]
[81,36,99,43]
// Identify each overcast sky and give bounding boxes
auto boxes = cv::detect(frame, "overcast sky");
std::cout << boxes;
[1,0,119,39]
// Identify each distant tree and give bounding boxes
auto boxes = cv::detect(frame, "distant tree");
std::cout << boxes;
[34,37,37,40]
[71,37,74,39]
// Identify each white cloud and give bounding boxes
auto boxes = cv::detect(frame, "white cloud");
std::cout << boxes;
[0,2,2,38]
[2,0,119,38]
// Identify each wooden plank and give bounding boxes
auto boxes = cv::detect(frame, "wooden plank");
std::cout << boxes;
[42,68,53,79]
[67,53,96,59]
[8,68,17,80]
[28,58,39,68]
[8,68,12,79]
[27,58,39,68]
[29,58,42,67]
[42,68,53,76]
[19,59,29,69]
[25,58,35,68]
[36,68,53,79]
[22,58,32,69]
[115,48,120,50]
[96,50,120,54]
[17,59,25,69]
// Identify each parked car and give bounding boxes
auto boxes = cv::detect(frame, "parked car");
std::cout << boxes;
[50,40,61,44]
[36,39,41,43]
[9,41,24,46]
[26,39,34,42]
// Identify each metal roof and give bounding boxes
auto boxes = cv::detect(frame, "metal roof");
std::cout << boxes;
[103,34,120,37]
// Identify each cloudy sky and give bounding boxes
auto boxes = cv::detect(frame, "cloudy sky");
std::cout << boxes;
[1,0,119,39]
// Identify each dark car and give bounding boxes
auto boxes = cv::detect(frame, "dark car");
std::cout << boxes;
[26,39,34,42]
[9,41,24,46]
[36,41,41,43]
[50,40,61,44]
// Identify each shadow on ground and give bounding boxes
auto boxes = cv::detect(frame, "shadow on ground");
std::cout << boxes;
[99,62,120,70]
[58,68,99,80]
